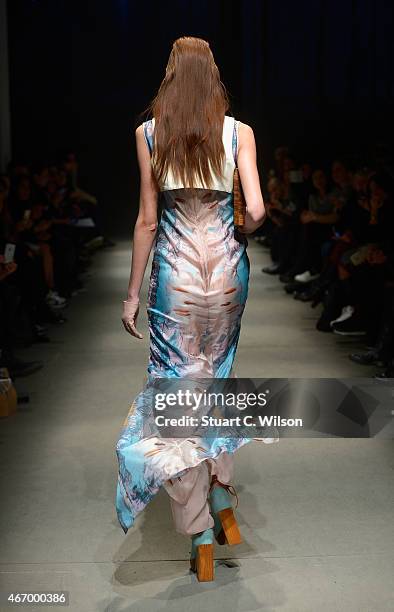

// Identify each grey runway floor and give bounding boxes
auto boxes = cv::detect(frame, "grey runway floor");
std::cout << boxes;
[0,240,393,612]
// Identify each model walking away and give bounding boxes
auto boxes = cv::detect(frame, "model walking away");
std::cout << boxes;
[116,36,267,582]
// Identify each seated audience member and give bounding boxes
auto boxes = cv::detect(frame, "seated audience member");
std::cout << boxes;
[293,168,370,305]
[348,264,394,373]
[62,151,115,248]
[0,174,44,376]
[330,172,394,335]
[273,145,290,182]
[317,172,394,335]
[8,175,66,309]
[284,169,340,283]
[329,159,354,208]
[0,149,110,380]
[262,173,298,275]
[257,145,393,382]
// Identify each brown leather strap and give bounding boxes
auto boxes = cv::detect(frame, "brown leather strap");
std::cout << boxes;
[210,475,239,508]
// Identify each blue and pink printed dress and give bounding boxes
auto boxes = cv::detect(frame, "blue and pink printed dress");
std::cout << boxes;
[115,116,272,534]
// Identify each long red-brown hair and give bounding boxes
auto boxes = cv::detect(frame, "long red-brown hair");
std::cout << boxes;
[141,36,231,189]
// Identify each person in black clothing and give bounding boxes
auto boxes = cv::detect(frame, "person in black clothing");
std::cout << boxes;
[0,174,44,376]
[331,172,394,337]
[261,173,299,275]
[281,168,340,283]
[0,151,109,381]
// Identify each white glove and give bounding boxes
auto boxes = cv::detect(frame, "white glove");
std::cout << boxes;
[121,299,143,339]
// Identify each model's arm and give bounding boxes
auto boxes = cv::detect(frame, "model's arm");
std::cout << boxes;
[122,124,159,339]
[237,122,266,234]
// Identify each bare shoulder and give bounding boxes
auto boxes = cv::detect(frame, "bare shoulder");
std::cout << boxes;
[135,122,151,166]
[238,122,255,146]
[135,123,144,137]
[135,124,148,152]
[238,121,253,134]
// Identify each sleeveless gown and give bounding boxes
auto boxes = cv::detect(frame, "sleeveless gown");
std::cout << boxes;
[115,116,271,534]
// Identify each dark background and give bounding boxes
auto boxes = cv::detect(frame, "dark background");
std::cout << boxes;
[7,0,394,237]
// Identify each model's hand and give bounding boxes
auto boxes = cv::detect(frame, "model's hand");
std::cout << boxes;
[122,299,143,339]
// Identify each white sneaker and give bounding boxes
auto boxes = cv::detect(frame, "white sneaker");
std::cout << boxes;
[294,270,320,283]
[46,289,67,308]
[330,305,354,328]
